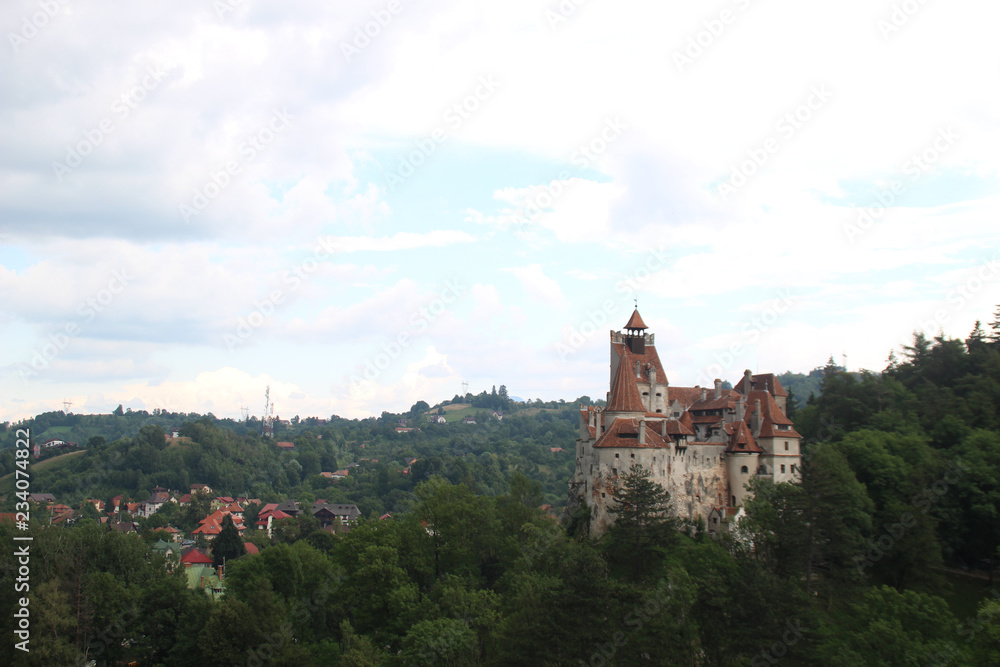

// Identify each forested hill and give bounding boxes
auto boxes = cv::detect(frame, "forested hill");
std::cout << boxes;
[4,328,1000,665]
[0,396,583,515]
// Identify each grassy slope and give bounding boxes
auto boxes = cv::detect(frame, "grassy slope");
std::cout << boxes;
[0,449,87,494]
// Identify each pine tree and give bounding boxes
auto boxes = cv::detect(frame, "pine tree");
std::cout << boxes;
[967,320,987,350]
[989,306,1000,346]
[607,464,677,580]
[785,387,798,419]
[213,514,245,568]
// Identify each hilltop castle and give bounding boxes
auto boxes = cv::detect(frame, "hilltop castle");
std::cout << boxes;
[569,309,801,536]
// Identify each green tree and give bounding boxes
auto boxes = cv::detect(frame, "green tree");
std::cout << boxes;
[136,424,167,450]
[816,586,965,666]
[799,445,874,600]
[605,463,677,581]
[402,618,478,666]
[213,514,246,567]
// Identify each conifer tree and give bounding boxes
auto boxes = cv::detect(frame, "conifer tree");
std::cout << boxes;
[213,514,245,568]
[606,464,676,580]
[989,306,1000,346]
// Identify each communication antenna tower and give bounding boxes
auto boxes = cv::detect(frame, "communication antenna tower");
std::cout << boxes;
[461,381,469,398]
[240,405,249,421]
[262,386,274,438]
[842,352,848,372]
[62,400,72,413]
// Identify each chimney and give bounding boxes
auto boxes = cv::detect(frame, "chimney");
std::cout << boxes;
[649,367,657,411]
[661,420,667,437]
[700,387,707,401]
[743,369,753,395]
[714,378,722,399]
[639,419,646,444]
[646,366,656,412]
[752,399,761,435]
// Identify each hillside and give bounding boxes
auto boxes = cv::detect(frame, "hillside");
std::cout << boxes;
[0,399,580,516]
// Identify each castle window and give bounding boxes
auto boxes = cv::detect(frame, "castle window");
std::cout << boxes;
[615,453,619,458]
[630,453,635,459]
[740,466,748,474]
[781,465,786,473]
[791,465,797,474]
[612,468,617,475]
[785,441,789,450]
[602,493,606,498]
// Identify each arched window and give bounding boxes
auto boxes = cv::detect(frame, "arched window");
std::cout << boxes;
[740,465,748,474]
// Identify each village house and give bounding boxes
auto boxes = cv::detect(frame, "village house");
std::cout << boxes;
[32,438,79,458]
[312,503,360,531]
[137,487,175,518]
[255,504,294,538]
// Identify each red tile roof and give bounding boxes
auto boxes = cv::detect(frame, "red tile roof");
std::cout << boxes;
[727,420,763,453]
[691,414,724,424]
[679,410,694,432]
[192,522,221,535]
[744,390,802,438]
[243,543,259,555]
[606,352,646,413]
[258,509,292,524]
[660,419,694,437]
[624,308,648,330]
[690,392,741,411]
[668,386,708,410]
[611,341,668,389]
[735,373,787,397]
[594,417,670,449]
[181,548,213,565]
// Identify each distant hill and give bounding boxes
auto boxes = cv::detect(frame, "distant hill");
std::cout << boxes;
[777,368,825,410]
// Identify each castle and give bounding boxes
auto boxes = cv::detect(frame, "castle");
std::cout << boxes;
[569,309,802,536]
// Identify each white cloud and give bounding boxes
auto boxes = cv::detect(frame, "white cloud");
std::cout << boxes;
[316,230,476,253]
[2,0,999,419]
[503,264,567,310]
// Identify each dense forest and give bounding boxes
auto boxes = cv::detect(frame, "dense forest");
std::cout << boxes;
[3,319,1000,665]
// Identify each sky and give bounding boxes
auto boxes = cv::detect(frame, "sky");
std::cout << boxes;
[2,0,999,423]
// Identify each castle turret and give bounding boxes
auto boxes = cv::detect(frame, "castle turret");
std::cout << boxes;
[624,309,647,354]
